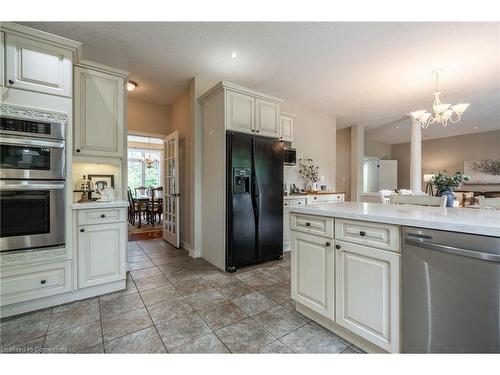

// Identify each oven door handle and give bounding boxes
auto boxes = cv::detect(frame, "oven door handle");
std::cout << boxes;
[0,136,65,148]
[0,182,65,190]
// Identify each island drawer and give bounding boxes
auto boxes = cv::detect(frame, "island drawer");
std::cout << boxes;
[0,260,72,305]
[307,194,344,205]
[77,207,126,225]
[290,213,334,239]
[335,219,400,252]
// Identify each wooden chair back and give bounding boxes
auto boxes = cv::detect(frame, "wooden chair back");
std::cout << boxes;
[390,195,447,207]
[134,186,149,197]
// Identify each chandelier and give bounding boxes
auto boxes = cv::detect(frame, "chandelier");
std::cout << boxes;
[143,139,157,169]
[411,70,469,129]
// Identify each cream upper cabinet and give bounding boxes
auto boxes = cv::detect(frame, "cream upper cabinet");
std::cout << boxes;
[77,221,126,289]
[74,66,125,157]
[280,113,294,142]
[226,90,255,134]
[291,230,334,320]
[255,98,280,137]
[335,240,400,353]
[5,33,72,97]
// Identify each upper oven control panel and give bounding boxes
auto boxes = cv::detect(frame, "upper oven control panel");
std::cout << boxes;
[0,117,51,135]
[0,116,65,140]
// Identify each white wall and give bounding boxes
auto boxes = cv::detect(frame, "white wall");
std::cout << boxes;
[281,101,337,191]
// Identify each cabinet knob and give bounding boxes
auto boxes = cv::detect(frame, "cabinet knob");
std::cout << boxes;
[335,244,341,249]
[251,129,255,132]
[359,231,366,237]
[256,130,260,133]
[314,197,317,200]
[76,149,81,153]
[80,228,85,232]
[325,242,331,247]
[101,214,106,218]
[40,279,46,284]
[8,79,14,84]
[305,222,311,227]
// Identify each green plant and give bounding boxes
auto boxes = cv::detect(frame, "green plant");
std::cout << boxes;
[431,171,470,193]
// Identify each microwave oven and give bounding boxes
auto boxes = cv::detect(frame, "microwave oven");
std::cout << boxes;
[284,147,296,166]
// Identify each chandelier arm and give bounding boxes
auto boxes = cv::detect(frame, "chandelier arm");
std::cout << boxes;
[449,111,461,123]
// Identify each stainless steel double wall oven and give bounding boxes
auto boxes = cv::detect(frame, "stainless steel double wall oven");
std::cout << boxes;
[0,113,66,252]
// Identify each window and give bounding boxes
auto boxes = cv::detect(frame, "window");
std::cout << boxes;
[127,148,162,188]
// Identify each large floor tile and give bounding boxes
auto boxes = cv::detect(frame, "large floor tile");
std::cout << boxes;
[214,280,254,299]
[43,320,102,353]
[167,270,203,285]
[139,284,182,306]
[155,312,211,350]
[240,274,281,290]
[104,327,166,353]
[101,307,153,341]
[147,297,194,324]
[134,274,171,292]
[198,301,248,331]
[130,266,162,280]
[216,317,275,353]
[258,266,291,282]
[182,288,227,310]
[259,282,291,304]
[170,333,229,353]
[258,340,294,353]
[99,293,145,319]
[202,271,237,287]
[253,305,307,337]
[47,301,100,334]
[78,344,104,353]
[127,260,155,271]
[99,278,138,302]
[0,308,52,347]
[175,277,211,295]
[231,291,277,316]
[280,322,348,353]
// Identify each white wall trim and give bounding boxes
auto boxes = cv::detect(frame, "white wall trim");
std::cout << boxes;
[181,240,201,258]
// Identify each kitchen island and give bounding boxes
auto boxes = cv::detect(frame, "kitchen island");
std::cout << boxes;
[287,202,500,353]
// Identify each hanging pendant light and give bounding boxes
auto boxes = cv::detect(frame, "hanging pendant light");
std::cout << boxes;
[411,70,470,129]
[144,139,155,169]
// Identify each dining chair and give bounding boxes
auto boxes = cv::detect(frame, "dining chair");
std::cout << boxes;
[478,197,500,209]
[134,186,149,197]
[390,195,447,207]
[147,187,164,226]
[127,187,138,225]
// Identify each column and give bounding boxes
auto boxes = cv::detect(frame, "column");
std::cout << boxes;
[409,116,423,195]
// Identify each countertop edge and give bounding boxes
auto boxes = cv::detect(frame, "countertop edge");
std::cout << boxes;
[288,204,500,237]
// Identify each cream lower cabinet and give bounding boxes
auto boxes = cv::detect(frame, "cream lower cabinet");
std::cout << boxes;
[77,220,126,289]
[335,240,400,353]
[291,231,334,320]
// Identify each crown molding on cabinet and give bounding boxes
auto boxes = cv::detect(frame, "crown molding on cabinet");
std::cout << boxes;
[0,103,68,122]
[198,80,284,104]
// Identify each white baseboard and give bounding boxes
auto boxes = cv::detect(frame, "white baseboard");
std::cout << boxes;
[181,240,201,258]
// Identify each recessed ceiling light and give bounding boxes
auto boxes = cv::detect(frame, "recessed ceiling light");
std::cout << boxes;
[127,81,137,92]
[473,126,478,129]
[230,52,238,58]
[396,125,400,129]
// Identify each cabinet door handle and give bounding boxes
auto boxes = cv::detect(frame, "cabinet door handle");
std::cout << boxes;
[8,79,14,84]
[313,197,317,200]
[100,214,106,218]
[359,231,366,236]
[40,279,46,284]
[305,222,311,227]
[76,149,81,153]
[335,244,341,249]
[325,242,331,247]
[80,228,85,232]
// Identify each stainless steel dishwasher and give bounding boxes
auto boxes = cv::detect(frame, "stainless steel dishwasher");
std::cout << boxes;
[402,227,500,353]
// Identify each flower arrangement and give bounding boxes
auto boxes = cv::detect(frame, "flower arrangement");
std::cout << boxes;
[431,171,470,193]
[297,158,319,188]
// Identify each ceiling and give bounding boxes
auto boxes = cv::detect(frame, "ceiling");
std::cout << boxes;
[23,22,500,142]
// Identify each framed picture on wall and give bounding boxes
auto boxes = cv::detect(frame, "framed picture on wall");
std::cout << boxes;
[88,174,115,192]
[464,159,500,184]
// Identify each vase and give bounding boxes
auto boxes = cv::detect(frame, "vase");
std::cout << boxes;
[438,188,454,207]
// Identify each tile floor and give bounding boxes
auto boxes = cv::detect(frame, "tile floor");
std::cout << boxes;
[0,239,364,354]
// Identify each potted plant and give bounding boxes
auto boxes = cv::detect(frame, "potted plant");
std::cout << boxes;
[297,158,319,191]
[431,171,470,207]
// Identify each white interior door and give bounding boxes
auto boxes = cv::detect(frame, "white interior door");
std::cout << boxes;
[163,131,180,248]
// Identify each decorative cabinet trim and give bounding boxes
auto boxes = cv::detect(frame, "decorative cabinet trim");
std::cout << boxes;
[0,104,68,122]
[0,247,69,268]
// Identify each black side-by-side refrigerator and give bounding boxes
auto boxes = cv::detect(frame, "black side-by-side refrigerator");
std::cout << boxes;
[226,131,283,272]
